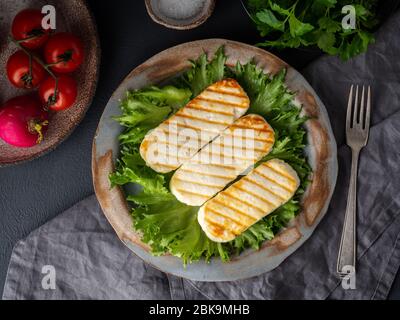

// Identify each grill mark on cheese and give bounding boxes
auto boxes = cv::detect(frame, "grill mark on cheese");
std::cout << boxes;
[211,198,259,221]
[208,227,226,238]
[185,104,234,116]
[154,140,200,150]
[178,168,237,180]
[154,151,191,161]
[204,216,240,235]
[198,150,265,161]
[173,177,223,189]
[201,90,249,103]
[242,176,287,201]
[205,87,247,97]
[230,184,276,208]
[206,207,247,228]
[230,134,274,143]
[153,163,179,169]
[264,162,297,183]
[211,142,272,153]
[253,170,295,192]
[174,113,232,126]
[185,161,237,170]
[161,128,214,143]
[164,121,220,134]
[175,189,210,199]
[190,150,265,161]
[206,221,236,239]
[230,124,274,133]
[195,97,248,108]
[219,79,241,88]
[190,100,248,111]
[220,192,265,216]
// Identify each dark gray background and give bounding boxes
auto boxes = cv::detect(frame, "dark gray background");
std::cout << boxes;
[0,0,399,299]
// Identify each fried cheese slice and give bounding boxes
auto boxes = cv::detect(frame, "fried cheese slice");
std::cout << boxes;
[170,114,275,206]
[140,79,250,173]
[198,159,300,242]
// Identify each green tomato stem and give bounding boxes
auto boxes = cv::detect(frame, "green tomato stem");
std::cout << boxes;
[9,35,58,80]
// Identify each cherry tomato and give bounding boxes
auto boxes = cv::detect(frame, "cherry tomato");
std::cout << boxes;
[6,50,46,89]
[39,75,77,111]
[44,33,84,73]
[11,9,50,49]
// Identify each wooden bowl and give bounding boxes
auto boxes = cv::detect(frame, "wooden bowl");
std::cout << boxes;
[0,0,100,166]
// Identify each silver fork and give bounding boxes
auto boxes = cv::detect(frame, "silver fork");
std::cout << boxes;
[337,85,371,278]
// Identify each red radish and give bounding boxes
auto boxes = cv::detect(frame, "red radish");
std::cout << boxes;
[0,95,49,148]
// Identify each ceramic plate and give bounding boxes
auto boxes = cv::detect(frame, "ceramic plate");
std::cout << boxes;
[0,0,100,166]
[92,39,338,281]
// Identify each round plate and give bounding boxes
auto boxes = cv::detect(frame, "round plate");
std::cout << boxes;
[0,0,100,166]
[92,39,338,282]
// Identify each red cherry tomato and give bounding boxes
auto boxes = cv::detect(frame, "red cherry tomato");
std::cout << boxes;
[44,33,84,73]
[11,9,50,49]
[39,75,78,111]
[6,50,46,89]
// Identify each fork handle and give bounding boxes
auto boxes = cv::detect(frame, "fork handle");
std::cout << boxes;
[337,148,360,277]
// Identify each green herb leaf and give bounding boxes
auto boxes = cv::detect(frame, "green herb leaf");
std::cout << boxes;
[311,0,337,14]
[256,9,285,31]
[248,0,378,60]
[317,31,338,55]
[318,17,341,33]
[269,2,291,16]
[289,14,314,37]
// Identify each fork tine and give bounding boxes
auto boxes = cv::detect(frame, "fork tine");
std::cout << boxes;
[346,85,354,129]
[359,85,365,126]
[352,85,359,127]
[365,86,371,131]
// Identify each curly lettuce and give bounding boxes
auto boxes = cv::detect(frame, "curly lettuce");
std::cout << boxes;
[110,47,311,264]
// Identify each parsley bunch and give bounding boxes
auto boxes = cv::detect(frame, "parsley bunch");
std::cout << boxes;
[247,0,378,60]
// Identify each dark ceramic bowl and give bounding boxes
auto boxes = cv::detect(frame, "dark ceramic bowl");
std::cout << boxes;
[0,0,100,166]
[145,0,216,30]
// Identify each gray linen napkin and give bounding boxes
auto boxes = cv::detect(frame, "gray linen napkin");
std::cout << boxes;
[3,11,400,300]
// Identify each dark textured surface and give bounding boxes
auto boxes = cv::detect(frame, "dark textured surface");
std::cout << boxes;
[0,0,399,299]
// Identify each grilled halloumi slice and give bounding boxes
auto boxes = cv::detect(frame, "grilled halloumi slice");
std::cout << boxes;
[170,114,275,206]
[140,79,250,173]
[198,159,300,242]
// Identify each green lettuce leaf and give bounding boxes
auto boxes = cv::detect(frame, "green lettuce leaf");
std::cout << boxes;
[180,46,227,97]
[133,198,228,264]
